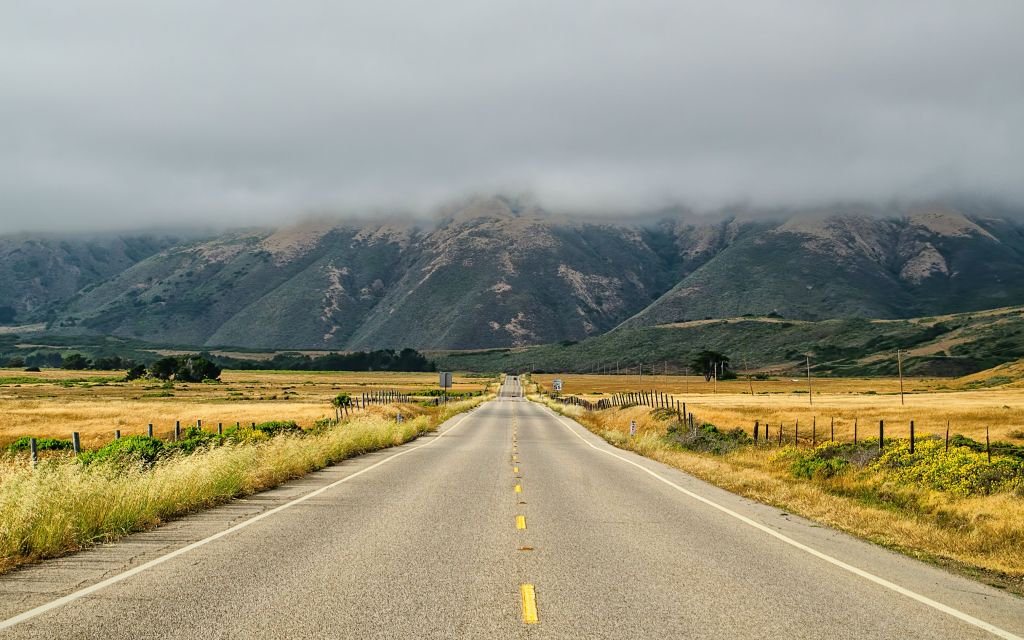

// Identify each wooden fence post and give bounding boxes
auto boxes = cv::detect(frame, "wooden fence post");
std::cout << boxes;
[218,423,223,436]
[986,426,991,463]
[115,430,121,440]
[795,420,799,447]
[175,421,181,442]
[30,438,37,467]
[753,421,759,443]
[812,417,816,448]
[72,432,81,455]
[945,420,950,452]
[854,418,858,444]
[879,420,884,451]
[910,420,915,454]
[830,417,834,443]
[148,423,154,438]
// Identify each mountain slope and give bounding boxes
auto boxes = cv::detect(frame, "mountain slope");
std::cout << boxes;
[5,199,1024,350]
[0,234,188,324]
[621,206,1024,327]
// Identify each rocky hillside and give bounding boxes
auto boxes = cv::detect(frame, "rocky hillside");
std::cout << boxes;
[3,198,1024,350]
[0,234,188,324]
[621,206,1024,327]
[47,198,695,349]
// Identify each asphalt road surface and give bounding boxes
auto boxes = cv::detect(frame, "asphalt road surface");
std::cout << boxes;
[1,377,1022,638]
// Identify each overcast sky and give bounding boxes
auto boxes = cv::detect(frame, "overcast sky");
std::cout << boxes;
[2,1,1023,231]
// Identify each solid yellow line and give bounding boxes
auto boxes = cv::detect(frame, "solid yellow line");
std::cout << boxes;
[513,466,519,473]
[516,515,527,530]
[520,584,539,624]
[515,484,522,493]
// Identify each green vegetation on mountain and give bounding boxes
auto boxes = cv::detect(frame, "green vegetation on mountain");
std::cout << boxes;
[431,306,1024,377]
[2,198,1024,352]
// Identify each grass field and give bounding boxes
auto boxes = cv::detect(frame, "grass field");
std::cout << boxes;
[0,369,495,449]
[533,374,1024,445]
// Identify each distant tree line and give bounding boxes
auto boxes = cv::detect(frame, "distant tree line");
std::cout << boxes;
[130,354,223,383]
[214,348,435,372]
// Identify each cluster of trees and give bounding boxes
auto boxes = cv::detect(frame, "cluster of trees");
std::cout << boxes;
[128,354,222,383]
[3,352,138,371]
[218,348,435,372]
[690,350,735,381]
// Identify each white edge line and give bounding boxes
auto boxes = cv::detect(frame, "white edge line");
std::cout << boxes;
[539,404,1022,640]
[0,410,477,631]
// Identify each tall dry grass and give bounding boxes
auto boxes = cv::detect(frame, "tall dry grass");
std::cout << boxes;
[534,396,1024,585]
[0,397,485,574]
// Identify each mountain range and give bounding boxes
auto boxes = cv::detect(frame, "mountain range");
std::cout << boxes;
[2,196,1023,351]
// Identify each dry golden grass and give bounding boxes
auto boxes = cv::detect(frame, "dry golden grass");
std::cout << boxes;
[534,374,1024,444]
[0,369,496,449]
[536,396,1024,586]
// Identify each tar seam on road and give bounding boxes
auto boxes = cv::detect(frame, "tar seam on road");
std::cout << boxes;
[0,410,478,632]
[544,406,1023,640]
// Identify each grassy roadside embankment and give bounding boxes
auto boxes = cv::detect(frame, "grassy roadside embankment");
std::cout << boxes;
[0,396,487,575]
[531,393,1024,596]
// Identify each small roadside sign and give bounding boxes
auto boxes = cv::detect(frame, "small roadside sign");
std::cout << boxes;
[439,372,453,389]
[629,420,637,437]
[396,412,404,423]
[553,378,563,392]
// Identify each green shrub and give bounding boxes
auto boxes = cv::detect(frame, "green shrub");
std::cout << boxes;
[6,437,73,453]
[790,455,848,480]
[224,420,303,442]
[165,427,221,455]
[871,439,1024,496]
[79,436,165,465]
[667,422,751,455]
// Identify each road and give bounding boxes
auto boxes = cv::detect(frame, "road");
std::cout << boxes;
[1,377,1022,638]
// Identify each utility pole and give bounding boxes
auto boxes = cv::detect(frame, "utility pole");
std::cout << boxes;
[684,366,689,394]
[806,355,813,406]
[713,361,718,394]
[897,349,905,406]
[639,362,643,384]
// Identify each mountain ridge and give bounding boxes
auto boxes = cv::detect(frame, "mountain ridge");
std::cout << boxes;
[2,197,1023,350]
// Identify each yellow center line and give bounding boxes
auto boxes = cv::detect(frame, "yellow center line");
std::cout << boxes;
[515,484,522,493]
[520,584,539,624]
[513,466,519,473]
[516,515,527,530]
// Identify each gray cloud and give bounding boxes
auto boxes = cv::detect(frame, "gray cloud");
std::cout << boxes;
[2,1,1023,231]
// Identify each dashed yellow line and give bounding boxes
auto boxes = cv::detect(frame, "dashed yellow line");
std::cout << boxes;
[515,484,522,493]
[520,584,539,624]
[516,515,527,530]
[513,466,519,473]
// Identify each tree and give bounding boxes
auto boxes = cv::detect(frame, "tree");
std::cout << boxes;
[149,357,179,381]
[5,357,25,368]
[61,353,92,370]
[0,306,16,324]
[175,355,222,383]
[125,364,148,381]
[94,356,127,370]
[690,350,731,381]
